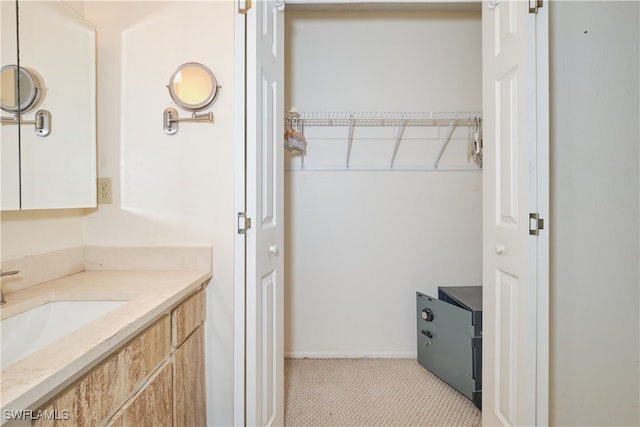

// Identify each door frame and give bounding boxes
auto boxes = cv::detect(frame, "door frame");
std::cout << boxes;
[534,3,550,422]
[233,2,549,425]
[233,1,247,424]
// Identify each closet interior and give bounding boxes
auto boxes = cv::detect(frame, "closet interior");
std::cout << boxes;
[283,3,483,361]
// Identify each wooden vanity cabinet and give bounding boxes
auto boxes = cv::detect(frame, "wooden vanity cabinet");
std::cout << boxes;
[33,289,206,427]
[106,361,173,427]
[172,290,206,427]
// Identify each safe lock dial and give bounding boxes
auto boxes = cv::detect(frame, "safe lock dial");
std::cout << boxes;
[421,308,434,322]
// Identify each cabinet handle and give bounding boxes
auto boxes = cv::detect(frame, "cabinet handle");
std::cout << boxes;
[421,329,433,339]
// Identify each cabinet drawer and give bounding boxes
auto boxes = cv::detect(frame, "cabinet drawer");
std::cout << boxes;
[172,290,205,348]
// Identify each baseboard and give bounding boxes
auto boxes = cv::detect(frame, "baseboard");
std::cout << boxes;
[285,350,416,359]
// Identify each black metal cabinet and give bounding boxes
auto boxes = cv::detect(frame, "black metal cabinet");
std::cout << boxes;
[416,286,482,409]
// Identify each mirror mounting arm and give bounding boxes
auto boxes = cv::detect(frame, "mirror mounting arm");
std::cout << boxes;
[163,107,214,136]
[0,110,51,137]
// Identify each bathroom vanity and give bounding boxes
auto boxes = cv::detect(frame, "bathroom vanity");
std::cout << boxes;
[34,290,206,427]
[0,249,212,427]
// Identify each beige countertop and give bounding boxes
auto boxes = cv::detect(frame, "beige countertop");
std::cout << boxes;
[0,269,211,418]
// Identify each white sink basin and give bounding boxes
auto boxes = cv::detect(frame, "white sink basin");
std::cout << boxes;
[1,300,127,370]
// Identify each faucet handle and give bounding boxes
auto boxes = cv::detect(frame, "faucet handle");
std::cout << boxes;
[0,270,20,277]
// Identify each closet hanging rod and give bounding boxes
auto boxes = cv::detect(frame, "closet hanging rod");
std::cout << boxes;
[287,111,482,127]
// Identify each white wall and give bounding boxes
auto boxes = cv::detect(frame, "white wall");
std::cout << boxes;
[284,9,482,357]
[83,2,235,425]
[1,210,85,260]
[549,2,639,425]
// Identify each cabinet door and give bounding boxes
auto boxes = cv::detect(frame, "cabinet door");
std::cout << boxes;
[1,0,96,211]
[18,1,96,209]
[174,326,206,427]
[34,316,171,427]
[33,351,122,427]
[107,362,173,427]
[1,0,20,210]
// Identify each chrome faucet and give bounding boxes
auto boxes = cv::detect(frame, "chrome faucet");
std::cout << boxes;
[0,270,20,305]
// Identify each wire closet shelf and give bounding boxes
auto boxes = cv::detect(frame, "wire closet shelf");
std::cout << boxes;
[284,110,483,171]
[292,111,482,127]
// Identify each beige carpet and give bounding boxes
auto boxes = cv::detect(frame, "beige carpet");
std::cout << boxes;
[284,358,481,427]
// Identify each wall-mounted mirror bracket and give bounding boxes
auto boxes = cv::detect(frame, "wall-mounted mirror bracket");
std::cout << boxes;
[163,107,213,135]
[163,62,219,135]
[1,109,51,137]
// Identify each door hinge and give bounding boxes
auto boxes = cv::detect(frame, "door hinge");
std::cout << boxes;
[529,213,545,236]
[471,336,482,349]
[238,0,251,14]
[238,212,252,234]
[529,0,543,14]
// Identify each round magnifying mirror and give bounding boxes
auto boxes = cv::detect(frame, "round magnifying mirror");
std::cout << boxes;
[168,62,219,112]
[0,65,43,114]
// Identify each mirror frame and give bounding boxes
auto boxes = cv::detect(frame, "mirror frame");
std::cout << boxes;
[167,62,219,112]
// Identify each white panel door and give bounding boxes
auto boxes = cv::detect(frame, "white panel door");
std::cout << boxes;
[244,0,285,426]
[482,0,548,425]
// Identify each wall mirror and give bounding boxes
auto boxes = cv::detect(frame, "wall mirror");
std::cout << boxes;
[0,65,44,113]
[0,64,51,137]
[163,62,219,135]
[1,0,97,210]
[168,62,219,111]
